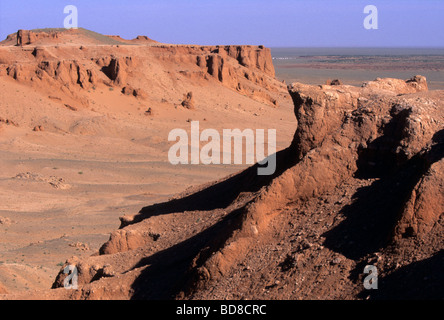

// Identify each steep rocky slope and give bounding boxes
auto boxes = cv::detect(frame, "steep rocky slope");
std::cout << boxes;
[6,75,440,300]
[0,29,284,112]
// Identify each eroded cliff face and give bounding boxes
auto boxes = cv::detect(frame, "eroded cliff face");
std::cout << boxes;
[180,76,442,293]
[43,75,444,300]
[0,30,285,110]
[214,45,276,78]
[288,77,441,240]
[16,29,59,46]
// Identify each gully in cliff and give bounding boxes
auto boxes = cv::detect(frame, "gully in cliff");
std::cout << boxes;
[168,121,277,175]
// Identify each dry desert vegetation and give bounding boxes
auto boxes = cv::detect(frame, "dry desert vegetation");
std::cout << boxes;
[0,28,442,300]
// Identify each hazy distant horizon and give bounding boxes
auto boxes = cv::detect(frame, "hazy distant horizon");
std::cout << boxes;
[270,47,444,56]
[272,47,444,90]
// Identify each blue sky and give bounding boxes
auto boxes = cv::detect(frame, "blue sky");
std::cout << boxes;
[0,0,443,47]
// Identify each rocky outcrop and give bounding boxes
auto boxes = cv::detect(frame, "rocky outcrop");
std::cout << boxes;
[198,54,238,88]
[98,229,145,255]
[16,29,59,46]
[121,86,147,99]
[193,45,283,106]
[51,256,118,290]
[2,28,126,47]
[362,75,428,93]
[47,75,443,300]
[37,60,98,89]
[179,76,442,295]
[181,92,195,109]
[106,34,158,44]
[217,45,275,78]
[0,117,19,127]
[330,79,342,85]
[395,156,443,238]
[97,56,134,86]
[1,30,285,110]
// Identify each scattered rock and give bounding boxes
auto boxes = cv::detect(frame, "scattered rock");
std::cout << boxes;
[122,86,147,99]
[101,264,115,277]
[33,125,44,132]
[0,117,19,127]
[279,254,297,272]
[69,242,90,251]
[149,232,161,241]
[14,172,71,190]
[0,217,12,226]
[64,104,77,111]
[181,92,195,109]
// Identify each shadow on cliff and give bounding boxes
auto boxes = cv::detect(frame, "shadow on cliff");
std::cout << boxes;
[323,128,443,260]
[126,138,303,299]
[128,205,246,299]
[359,249,444,300]
[121,144,298,228]
[122,140,298,299]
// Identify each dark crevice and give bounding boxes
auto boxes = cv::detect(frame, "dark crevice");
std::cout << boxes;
[323,129,443,260]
